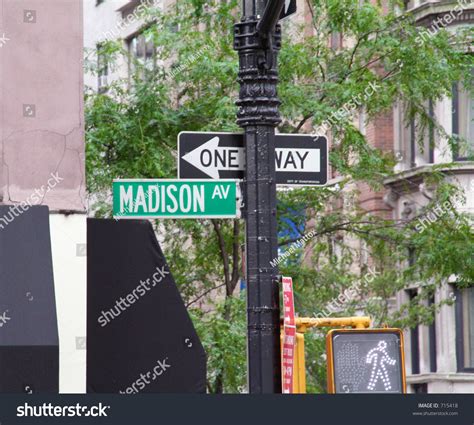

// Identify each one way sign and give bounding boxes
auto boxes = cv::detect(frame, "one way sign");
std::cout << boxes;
[178,132,328,186]
[280,0,297,20]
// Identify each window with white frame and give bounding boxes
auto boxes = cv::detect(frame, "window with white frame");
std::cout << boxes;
[452,77,474,161]
[456,286,474,371]
[97,44,108,93]
[397,97,436,169]
[128,32,157,80]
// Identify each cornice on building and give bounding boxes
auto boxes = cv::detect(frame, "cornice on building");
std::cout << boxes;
[407,372,474,383]
[408,0,474,27]
[384,162,474,194]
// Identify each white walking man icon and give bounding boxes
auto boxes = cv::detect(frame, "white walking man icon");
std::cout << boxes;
[366,340,396,391]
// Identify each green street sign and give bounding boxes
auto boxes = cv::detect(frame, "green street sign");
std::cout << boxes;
[113,179,239,219]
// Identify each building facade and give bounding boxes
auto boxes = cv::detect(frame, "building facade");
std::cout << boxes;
[384,0,474,393]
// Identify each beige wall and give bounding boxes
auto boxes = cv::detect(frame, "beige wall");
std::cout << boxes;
[0,0,85,212]
[0,0,87,393]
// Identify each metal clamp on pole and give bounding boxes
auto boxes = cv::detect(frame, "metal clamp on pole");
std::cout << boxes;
[256,0,285,37]
[255,0,285,69]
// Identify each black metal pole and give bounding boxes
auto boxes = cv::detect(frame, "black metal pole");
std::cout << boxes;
[234,0,282,393]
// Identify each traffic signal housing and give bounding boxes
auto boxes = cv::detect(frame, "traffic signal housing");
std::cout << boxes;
[326,328,406,394]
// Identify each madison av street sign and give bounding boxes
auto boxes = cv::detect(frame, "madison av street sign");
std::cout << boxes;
[178,132,328,185]
[113,179,240,219]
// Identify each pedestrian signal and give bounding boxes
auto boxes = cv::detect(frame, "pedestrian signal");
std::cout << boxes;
[326,328,406,394]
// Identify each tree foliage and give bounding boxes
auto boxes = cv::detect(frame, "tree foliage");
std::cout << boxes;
[85,0,474,393]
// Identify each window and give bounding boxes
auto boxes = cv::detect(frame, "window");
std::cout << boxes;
[330,32,342,50]
[358,109,366,136]
[452,78,474,161]
[409,118,416,168]
[97,45,108,93]
[128,32,157,80]
[428,296,437,373]
[456,287,474,372]
[428,99,435,163]
[121,0,143,20]
[403,100,435,168]
[408,246,416,267]
[408,289,420,374]
[412,383,428,393]
[407,289,437,376]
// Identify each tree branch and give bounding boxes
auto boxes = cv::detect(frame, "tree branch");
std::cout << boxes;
[186,283,226,308]
[212,219,231,296]
[229,220,240,295]
[294,113,314,133]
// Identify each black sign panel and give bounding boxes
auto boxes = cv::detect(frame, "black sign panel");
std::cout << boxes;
[280,0,297,20]
[0,205,59,393]
[178,132,327,186]
[327,329,406,394]
[87,219,207,393]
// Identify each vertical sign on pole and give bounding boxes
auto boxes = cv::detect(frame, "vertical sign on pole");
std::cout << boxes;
[282,276,296,394]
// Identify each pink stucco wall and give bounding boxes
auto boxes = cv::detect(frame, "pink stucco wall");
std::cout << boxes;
[0,0,85,212]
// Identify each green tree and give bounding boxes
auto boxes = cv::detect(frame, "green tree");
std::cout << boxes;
[85,0,474,393]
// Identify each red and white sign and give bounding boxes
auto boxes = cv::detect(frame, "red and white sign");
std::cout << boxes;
[282,276,296,394]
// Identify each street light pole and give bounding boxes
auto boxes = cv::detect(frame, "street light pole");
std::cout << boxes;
[234,0,285,393]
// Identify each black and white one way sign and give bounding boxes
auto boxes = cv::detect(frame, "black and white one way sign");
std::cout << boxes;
[178,132,328,186]
[280,0,297,20]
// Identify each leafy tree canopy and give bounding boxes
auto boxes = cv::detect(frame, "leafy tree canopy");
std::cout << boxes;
[85,0,474,393]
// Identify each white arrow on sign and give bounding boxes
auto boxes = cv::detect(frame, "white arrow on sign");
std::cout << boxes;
[285,0,291,13]
[182,137,244,179]
[182,136,321,179]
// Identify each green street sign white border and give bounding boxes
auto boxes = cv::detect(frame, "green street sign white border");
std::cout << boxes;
[113,178,242,220]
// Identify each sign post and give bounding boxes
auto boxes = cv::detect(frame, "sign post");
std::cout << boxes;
[234,0,286,393]
[113,179,240,219]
